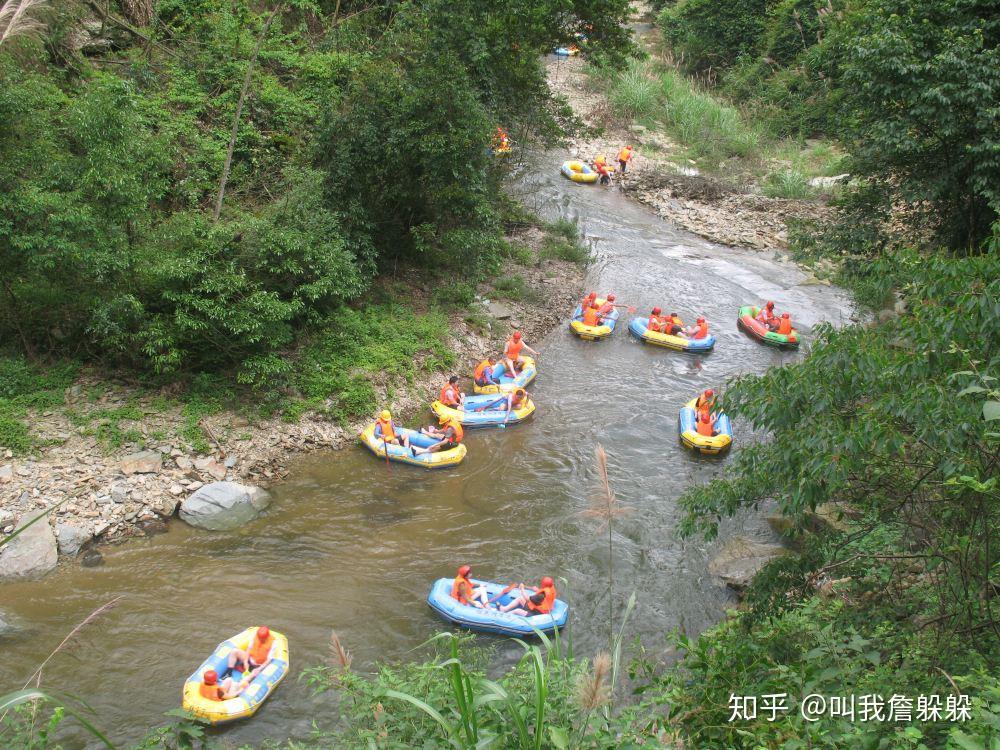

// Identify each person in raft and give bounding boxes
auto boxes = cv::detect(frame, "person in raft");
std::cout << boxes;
[452,564,490,609]
[473,356,499,388]
[755,300,777,326]
[664,312,686,336]
[685,316,710,340]
[227,626,275,682]
[647,306,666,333]
[597,294,617,316]
[617,144,634,174]
[696,410,720,437]
[503,331,538,375]
[579,290,597,308]
[773,312,794,335]
[374,410,412,449]
[499,576,558,617]
[199,668,248,702]
[695,388,716,418]
[439,375,465,410]
[415,414,464,454]
[581,303,604,327]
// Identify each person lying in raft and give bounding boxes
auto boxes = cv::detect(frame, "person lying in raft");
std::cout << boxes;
[452,564,490,609]
[414,415,465,455]
[503,331,538,375]
[374,410,412,449]
[199,669,248,702]
[696,411,720,437]
[685,316,710,340]
[439,375,465,410]
[498,576,557,617]
[474,357,499,388]
[472,387,529,415]
[227,626,275,682]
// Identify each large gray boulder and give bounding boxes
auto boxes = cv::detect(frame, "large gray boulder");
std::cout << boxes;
[0,511,59,580]
[708,536,787,592]
[179,482,270,531]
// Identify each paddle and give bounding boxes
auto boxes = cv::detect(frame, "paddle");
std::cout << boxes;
[381,433,393,473]
[487,583,519,606]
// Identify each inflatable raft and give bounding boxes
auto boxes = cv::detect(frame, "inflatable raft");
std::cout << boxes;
[737,306,799,348]
[181,627,289,724]
[678,397,733,455]
[561,160,598,184]
[359,423,466,469]
[431,393,535,428]
[628,317,715,352]
[427,578,570,637]
[569,300,620,340]
[553,45,580,56]
[473,356,537,394]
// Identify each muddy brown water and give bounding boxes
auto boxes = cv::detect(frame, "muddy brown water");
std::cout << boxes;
[0,151,852,747]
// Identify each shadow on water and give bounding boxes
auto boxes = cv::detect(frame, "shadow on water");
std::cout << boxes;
[0,149,852,748]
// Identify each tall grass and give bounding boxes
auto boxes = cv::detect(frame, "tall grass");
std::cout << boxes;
[608,66,659,120]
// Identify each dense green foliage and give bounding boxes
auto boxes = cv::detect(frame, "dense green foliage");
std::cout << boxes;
[1,0,630,383]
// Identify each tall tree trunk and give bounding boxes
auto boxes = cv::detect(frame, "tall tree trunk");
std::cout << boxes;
[212,5,282,223]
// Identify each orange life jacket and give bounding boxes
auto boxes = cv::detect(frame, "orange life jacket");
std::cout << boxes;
[451,574,474,604]
[200,683,224,701]
[692,322,709,339]
[505,339,524,360]
[582,307,599,326]
[474,360,492,381]
[440,383,460,406]
[443,419,464,444]
[598,301,614,315]
[696,416,714,436]
[511,391,526,408]
[647,314,663,332]
[248,633,274,665]
[777,318,792,335]
[375,417,396,442]
[528,585,557,614]
[696,394,715,414]
[756,306,773,323]
[617,146,633,162]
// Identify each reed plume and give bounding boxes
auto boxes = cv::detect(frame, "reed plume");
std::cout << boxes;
[327,629,353,673]
[0,0,50,48]
[575,651,612,711]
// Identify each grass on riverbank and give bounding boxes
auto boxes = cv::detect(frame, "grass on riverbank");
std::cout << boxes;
[590,58,845,197]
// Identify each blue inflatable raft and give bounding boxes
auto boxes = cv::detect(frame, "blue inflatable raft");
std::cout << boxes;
[570,301,620,340]
[431,393,535,428]
[678,396,733,455]
[427,578,570,637]
[473,356,537,395]
[628,317,716,352]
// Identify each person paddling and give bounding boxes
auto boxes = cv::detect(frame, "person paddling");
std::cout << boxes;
[474,357,499,388]
[499,576,558,616]
[503,331,538,376]
[451,565,490,608]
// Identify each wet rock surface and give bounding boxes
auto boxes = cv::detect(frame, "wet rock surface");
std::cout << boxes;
[179,482,271,531]
[0,511,59,580]
[708,535,788,592]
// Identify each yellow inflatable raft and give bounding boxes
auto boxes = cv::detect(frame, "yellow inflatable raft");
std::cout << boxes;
[359,422,466,469]
[431,393,535,427]
[561,161,598,184]
[569,299,620,340]
[182,627,289,724]
[678,397,733,455]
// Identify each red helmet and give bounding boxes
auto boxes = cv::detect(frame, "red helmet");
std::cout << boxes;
[513,331,522,341]
[782,312,790,318]
[607,294,616,302]
[203,669,218,685]
[705,389,714,397]
[588,291,597,299]
[257,626,270,641]
[540,576,554,587]
[458,565,471,576]
[766,301,775,308]
[697,317,705,323]
[652,307,662,315]
[700,412,710,422]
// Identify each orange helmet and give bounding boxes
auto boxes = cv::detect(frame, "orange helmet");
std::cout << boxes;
[512,331,522,341]
[697,316,705,323]
[458,565,471,577]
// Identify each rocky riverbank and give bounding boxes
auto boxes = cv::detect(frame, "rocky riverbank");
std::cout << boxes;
[0,225,585,578]
[546,20,833,252]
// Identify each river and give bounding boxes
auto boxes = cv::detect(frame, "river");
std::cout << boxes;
[0,150,852,747]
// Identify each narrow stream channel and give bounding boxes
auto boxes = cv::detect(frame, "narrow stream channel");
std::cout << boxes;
[0,150,852,747]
